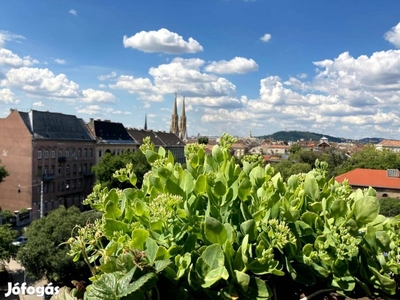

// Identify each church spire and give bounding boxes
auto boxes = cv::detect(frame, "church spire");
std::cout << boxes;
[144,114,147,130]
[170,93,179,135]
[179,96,187,140]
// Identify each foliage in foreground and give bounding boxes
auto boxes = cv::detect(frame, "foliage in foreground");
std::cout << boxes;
[0,224,17,263]
[67,134,400,299]
[17,206,100,284]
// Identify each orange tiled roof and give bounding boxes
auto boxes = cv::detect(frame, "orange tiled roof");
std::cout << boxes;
[335,168,400,190]
[377,139,400,147]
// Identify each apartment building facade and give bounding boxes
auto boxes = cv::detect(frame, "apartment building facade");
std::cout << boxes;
[0,109,96,221]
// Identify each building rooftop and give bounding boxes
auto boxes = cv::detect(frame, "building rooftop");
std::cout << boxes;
[127,129,184,147]
[88,119,138,144]
[18,110,94,141]
[335,168,400,190]
[376,139,400,147]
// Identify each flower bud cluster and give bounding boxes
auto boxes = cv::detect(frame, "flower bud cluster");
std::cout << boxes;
[184,143,205,158]
[148,194,183,223]
[261,219,296,250]
[219,133,237,150]
[331,226,360,260]
[139,136,154,153]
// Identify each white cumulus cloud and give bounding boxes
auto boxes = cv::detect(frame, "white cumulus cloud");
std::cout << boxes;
[33,101,45,107]
[0,48,37,68]
[1,67,117,104]
[54,58,66,65]
[260,33,272,42]
[204,57,258,74]
[123,28,203,54]
[69,9,77,16]
[384,22,400,48]
[77,105,132,116]
[98,71,117,81]
[82,89,116,103]
[0,88,19,104]
[0,30,25,48]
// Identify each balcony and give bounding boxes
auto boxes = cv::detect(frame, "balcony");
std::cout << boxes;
[42,174,55,181]
[84,171,94,177]
[58,157,67,163]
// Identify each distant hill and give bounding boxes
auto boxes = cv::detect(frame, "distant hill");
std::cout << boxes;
[357,137,384,144]
[256,131,384,144]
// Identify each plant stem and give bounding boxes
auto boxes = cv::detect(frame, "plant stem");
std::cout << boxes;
[299,288,335,300]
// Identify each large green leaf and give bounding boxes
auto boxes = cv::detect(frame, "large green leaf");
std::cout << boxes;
[234,270,250,292]
[304,173,319,200]
[195,244,229,288]
[131,229,150,250]
[104,219,130,238]
[85,268,156,299]
[240,219,257,242]
[353,196,379,226]
[212,145,224,164]
[204,217,228,246]
[195,174,207,194]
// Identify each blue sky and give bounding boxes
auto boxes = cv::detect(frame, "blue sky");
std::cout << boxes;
[1,1,400,140]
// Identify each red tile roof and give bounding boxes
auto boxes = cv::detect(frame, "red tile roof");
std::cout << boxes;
[377,140,400,147]
[335,168,400,190]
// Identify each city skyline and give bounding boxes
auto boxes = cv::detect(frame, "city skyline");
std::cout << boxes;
[1,1,400,139]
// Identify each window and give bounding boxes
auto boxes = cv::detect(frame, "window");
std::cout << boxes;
[66,164,70,175]
[44,165,48,175]
[78,149,81,158]
[78,179,82,188]
[83,164,87,173]
[66,149,70,157]
[44,150,49,159]
[84,148,87,157]
[72,179,76,189]
[73,164,77,174]
[89,148,93,157]
[51,150,55,158]
[78,164,82,173]
[38,150,42,159]
[50,182,54,192]
[51,165,55,175]
[37,166,42,176]
[58,165,62,174]
[99,150,102,158]
[59,149,63,157]
[43,183,48,193]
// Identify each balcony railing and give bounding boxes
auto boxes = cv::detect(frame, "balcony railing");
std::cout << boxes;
[42,174,55,181]
[58,157,67,163]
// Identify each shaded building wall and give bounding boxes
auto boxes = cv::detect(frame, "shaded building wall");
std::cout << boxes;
[31,140,96,218]
[0,110,33,213]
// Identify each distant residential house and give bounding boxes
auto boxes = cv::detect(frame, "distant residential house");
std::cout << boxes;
[375,140,400,152]
[317,136,330,150]
[335,168,400,198]
[0,109,96,222]
[86,119,140,164]
[261,144,289,155]
[127,129,185,164]
[231,141,249,158]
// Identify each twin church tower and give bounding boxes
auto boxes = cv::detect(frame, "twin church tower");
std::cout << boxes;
[143,93,187,140]
[169,93,187,140]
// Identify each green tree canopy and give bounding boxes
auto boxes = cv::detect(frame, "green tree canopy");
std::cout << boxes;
[0,224,17,263]
[16,206,100,284]
[332,145,400,176]
[197,136,209,145]
[92,150,150,190]
[0,159,9,184]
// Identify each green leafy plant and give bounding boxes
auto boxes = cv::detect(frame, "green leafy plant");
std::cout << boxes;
[67,134,400,299]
